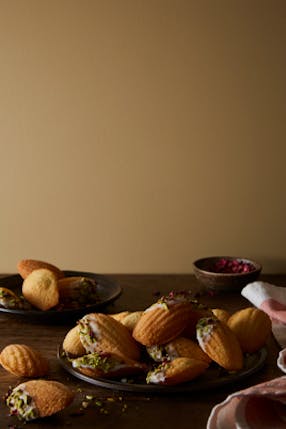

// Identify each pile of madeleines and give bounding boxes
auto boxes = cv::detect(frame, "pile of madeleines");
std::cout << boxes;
[61,289,272,386]
[0,258,99,311]
[0,259,272,423]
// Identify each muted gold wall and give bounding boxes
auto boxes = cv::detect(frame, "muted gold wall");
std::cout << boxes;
[1,1,286,274]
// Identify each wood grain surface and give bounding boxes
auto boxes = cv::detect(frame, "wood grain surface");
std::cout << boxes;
[0,274,284,429]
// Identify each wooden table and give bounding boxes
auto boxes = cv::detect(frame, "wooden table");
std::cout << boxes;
[0,274,285,429]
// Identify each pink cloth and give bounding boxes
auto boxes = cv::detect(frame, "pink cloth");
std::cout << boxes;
[242,281,286,349]
[207,281,286,429]
[207,376,286,429]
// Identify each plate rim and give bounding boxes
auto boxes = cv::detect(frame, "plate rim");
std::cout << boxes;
[0,270,122,319]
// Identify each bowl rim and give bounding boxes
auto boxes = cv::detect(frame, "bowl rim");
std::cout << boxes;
[192,256,262,276]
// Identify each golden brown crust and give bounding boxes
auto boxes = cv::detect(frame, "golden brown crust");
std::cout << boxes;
[132,302,193,346]
[212,308,231,324]
[79,312,141,361]
[62,325,86,357]
[0,344,49,377]
[17,259,64,280]
[196,317,243,371]
[109,311,130,322]
[119,311,143,332]
[22,268,59,311]
[227,307,272,353]
[165,337,211,364]
[147,357,208,385]
[19,380,74,418]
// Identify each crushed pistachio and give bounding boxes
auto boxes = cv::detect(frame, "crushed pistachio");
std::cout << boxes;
[156,290,193,308]
[196,317,217,339]
[146,362,169,384]
[71,352,115,372]
[6,388,38,421]
[146,344,167,362]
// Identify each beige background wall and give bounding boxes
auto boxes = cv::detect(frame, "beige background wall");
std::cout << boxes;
[0,1,286,274]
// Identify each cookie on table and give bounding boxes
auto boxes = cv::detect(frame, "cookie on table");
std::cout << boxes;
[6,379,74,421]
[22,268,59,311]
[0,344,49,377]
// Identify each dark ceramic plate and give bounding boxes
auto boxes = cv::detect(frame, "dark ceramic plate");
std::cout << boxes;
[0,271,121,322]
[57,345,267,394]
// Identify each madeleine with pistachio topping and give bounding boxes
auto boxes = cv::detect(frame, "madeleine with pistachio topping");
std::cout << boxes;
[58,276,99,305]
[0,287,23,309]
[196,317,243,371]
[78,312,141,361]
[146,357,208,385]
[165,337,211,364]
[71,351,146,379]
[132,291,194,346]
[6,380,74,421]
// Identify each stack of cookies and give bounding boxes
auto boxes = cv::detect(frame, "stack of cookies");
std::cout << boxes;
[62,290,272,386]
[0,259,100,311]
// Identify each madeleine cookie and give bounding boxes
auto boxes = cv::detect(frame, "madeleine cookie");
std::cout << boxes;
[58,276,99,305]
[0,344,49,377]
[196,317,243,371]
[6,380,74,421]
[146,357,208,385]
[62,325,86,357]
[71,352,146,379]
[22,268,59,311]
[227,307,272,353]
[212,308,231,324]
[78,312,141,361]
[109,311,131,322]
[132,291,194,346]
[165,337,211,364]
[110,311,142,332]
[17,259,64,280]
[0,287,23,309]
[119,311,143,332]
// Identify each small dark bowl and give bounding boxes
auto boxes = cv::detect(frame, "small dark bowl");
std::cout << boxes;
[193,256,262,293]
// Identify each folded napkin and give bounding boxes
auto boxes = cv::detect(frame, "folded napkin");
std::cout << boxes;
[207,280,286,429]
[207,376,286,429]
[242,281,286,349]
